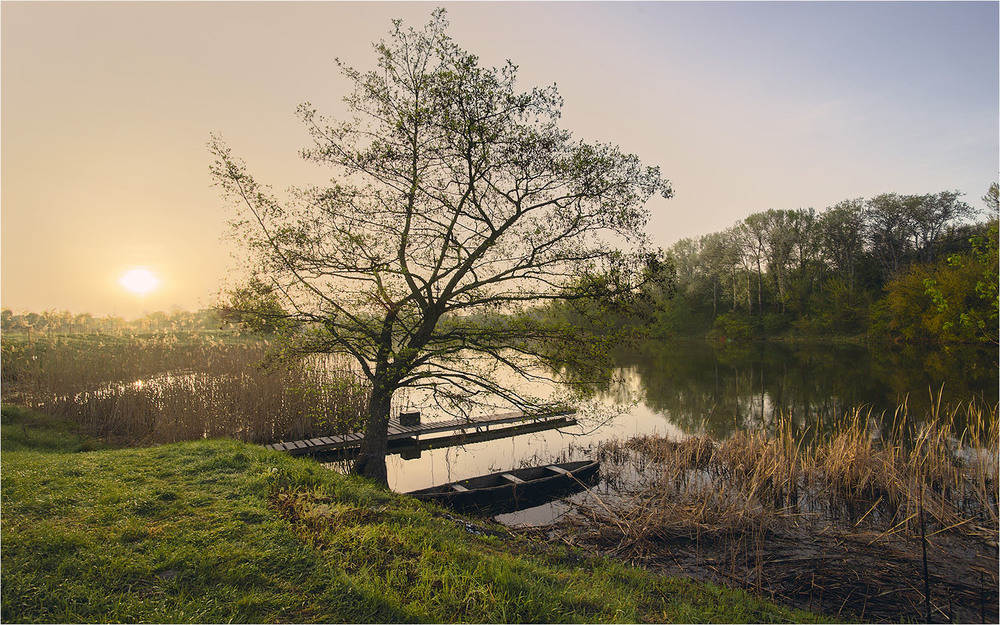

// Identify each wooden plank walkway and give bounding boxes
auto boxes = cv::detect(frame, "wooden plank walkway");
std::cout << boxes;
[264,410,575,456]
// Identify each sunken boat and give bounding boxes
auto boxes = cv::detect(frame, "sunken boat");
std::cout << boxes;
[407,460,600,514]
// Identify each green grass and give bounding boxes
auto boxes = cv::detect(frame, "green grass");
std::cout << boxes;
[1,405,825,623]
[0,405,107,453]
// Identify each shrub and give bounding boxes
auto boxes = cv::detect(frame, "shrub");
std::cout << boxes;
[709,313,756,342]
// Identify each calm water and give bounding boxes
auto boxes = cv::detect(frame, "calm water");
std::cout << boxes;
[384,340,998,506]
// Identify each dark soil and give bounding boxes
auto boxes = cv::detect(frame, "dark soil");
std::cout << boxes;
[518,518,999,623]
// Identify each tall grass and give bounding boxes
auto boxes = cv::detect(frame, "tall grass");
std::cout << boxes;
[595,397,999,542]
[1,333,369,445]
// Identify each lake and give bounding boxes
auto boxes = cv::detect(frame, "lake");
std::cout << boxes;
[381,340,998,520]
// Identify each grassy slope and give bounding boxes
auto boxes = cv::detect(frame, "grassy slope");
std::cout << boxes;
[1,406,823,623]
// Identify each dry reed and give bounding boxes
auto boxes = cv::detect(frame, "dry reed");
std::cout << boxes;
[591,397,998,544]
[1,333,369,445]
[570,399,999,623]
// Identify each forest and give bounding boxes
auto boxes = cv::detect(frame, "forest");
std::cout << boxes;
[566,184,999,345]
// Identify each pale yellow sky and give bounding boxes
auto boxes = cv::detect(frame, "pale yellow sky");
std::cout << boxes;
[2,1,997,318]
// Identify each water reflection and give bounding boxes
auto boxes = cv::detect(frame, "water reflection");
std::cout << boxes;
[620,340,998,440]
[386,340,997,500]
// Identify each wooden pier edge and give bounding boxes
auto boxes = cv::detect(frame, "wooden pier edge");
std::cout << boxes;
[264,410,577,456]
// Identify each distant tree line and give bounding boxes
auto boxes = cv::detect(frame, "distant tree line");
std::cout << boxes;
[6,183,994,349]
[0,308,224,336]
[571,185,997,345]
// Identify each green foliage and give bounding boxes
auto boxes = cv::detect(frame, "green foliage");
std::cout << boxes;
[595,185,993,343]
[760,312,791,335]
[545,251,676,339]
[708,313,757,342]
[947,219,999,339]
[876,220,998,344]
[216,278,297,334]
[805,276,872,336]
[1,405,105,453]
[652,293,714,338]
[2,420,820,623]
[872,264,938,342]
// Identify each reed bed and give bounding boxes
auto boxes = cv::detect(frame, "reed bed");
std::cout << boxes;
[551,399,999,622]
[592,399,998,542]
[1,333,369,445]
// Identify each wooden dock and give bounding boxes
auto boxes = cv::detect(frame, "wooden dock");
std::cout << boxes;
[264,410,576,456]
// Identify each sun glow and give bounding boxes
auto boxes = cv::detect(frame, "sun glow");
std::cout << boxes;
[120,267,160,295]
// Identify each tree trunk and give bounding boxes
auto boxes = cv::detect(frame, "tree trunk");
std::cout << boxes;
[756,258,763,316]
[731,267,737,313]
[351,381,393,487]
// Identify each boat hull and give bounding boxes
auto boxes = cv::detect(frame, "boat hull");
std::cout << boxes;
[407,460,600,515]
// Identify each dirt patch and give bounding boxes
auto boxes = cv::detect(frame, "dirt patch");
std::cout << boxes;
[518,514,998,623]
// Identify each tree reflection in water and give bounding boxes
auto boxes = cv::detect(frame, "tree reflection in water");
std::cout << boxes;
[603,340,998,441]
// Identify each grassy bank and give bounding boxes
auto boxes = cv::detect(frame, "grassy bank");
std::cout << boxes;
[0,405,821,623]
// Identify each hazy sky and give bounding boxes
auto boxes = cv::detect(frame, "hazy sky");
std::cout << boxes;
[2,1,997,318]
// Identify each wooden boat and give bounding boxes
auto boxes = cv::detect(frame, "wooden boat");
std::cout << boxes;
[407,460,600,514]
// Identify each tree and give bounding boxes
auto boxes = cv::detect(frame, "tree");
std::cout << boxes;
[819,198,866,292]
[718,227,746,314]
[984,182,999,213]
[697,232,733,316]
[865,193,918,281]
[784,208,821,314]
[921,219,999,344]
[665,238,707,310]
[737,213,768,315]
[73,312,95,333]
[908,190,976,263]
[217,278,297,334]
[864,191,976,278]
[759,209,796,314]
[210,10,671,486]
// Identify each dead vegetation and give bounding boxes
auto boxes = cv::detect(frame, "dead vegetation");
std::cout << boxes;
[527,398,999,623]
[1,334,369,445]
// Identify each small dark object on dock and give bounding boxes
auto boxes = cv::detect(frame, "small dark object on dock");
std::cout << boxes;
[399,411,420,427]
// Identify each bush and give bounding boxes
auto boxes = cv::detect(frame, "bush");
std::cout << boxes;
[709,313,756,342]
[809,277,871,335]
[761,312,791,335]
[871,220,998,345]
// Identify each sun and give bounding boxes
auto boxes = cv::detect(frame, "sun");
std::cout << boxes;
[120,267,160,295]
